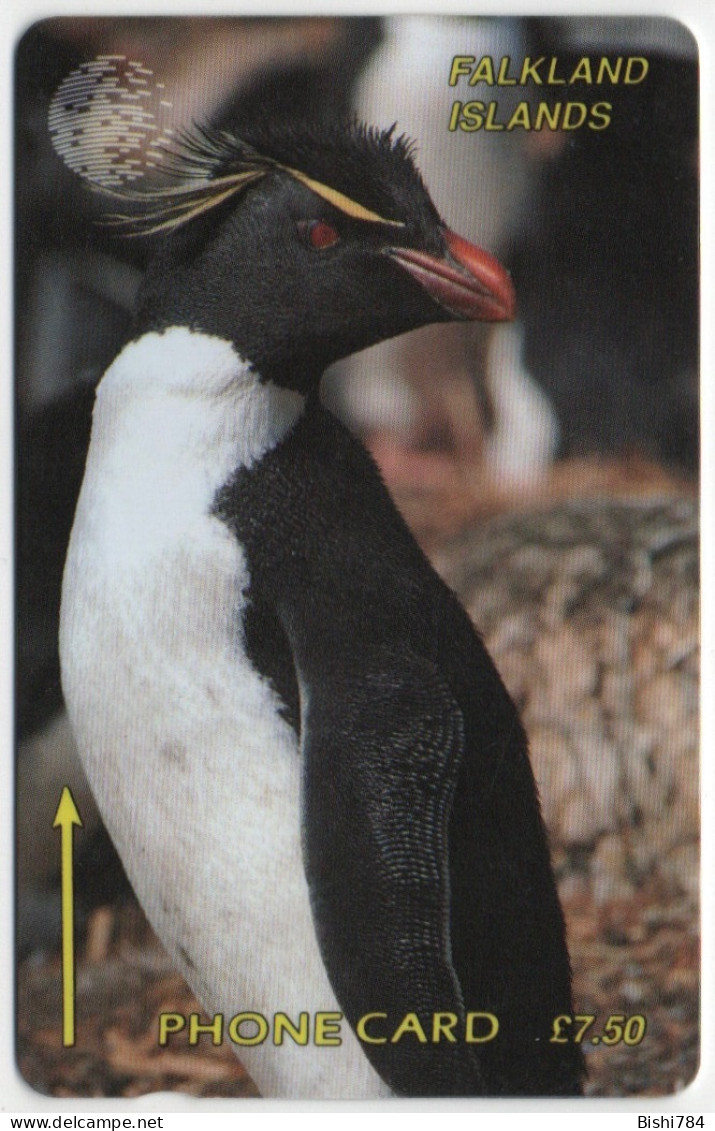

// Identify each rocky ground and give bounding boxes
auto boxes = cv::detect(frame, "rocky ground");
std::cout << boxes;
[433,494,699,910]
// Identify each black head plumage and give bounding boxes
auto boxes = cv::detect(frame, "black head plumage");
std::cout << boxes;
[184,118,441,234]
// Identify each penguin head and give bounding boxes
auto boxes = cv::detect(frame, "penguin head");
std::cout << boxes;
[131,120,516,390]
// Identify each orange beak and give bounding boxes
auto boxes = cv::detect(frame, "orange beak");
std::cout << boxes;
[388,227,516,323]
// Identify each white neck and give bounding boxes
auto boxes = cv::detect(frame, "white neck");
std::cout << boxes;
[91,325,304,485]
[71,326,304,570]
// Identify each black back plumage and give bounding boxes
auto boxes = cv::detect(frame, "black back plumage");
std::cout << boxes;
[215,405,584,1096]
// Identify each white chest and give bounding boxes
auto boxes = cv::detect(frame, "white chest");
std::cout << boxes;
[59,329,387,1098]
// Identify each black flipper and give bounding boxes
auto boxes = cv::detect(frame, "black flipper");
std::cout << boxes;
[301,654,483,1096]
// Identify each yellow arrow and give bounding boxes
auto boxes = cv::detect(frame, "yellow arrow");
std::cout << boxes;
[52,786,83,1046]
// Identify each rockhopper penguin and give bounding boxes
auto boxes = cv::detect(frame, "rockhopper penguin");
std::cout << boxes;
[59,120,585,1098]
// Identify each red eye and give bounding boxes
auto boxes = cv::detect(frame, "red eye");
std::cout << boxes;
[301,220,340,249]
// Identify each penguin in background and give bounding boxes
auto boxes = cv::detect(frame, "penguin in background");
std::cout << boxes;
[55,103,584,1098]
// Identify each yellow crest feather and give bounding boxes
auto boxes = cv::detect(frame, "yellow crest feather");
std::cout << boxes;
[282,167,405,228]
